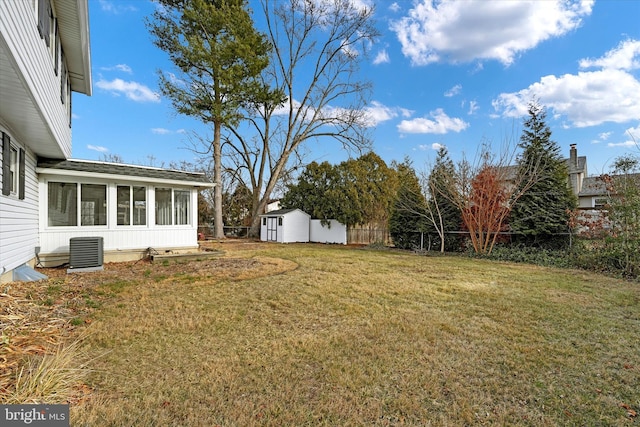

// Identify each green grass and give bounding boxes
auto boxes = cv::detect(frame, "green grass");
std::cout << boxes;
[72,244,639,426]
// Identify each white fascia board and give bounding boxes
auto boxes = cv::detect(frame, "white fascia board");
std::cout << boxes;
[36,167,215,188]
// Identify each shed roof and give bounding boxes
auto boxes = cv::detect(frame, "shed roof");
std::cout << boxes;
[37,158,214,187]
[260,208,309,217]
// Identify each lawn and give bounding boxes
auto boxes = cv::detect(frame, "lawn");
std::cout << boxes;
[5,242,640,425]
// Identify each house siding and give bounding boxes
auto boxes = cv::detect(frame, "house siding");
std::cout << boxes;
[0,132,39,281]
[0,0,72,158]
[38,176,200,263]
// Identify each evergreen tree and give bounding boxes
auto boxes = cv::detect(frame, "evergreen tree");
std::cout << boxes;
[147,0,273,238]
[389,160,429,250]
[281,154,397,230]
[510,101,576,248]
[280,161,355,225]
[341,153,398,228]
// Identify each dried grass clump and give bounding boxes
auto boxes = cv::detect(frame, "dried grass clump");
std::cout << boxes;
[5,339,90,404]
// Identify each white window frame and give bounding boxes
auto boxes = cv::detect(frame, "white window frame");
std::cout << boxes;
[118,185,147,226]
[46,181,109,228]
[155,188,191,226]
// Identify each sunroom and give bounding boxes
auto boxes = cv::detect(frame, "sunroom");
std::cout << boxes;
[36,159,213,266]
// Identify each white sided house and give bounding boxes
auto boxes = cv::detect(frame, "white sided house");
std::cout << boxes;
[260,209,347,245]
[0,0,213,282]
[37,159,212,267]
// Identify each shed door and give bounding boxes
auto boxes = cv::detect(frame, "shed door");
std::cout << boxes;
[267,217,278,241]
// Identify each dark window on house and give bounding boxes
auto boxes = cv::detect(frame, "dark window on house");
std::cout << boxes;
[117,186,131,225]
[1,133,25,199]
[278,217,283,226]
[133,186,147,225]
[156,188,190,225]
[18,148,25,200]
[2,132,11,196]
[594,198,607,209]
[175,190,190,225]
[47,182,108,227]
[262,217,266,226]
[54,19,59,75]
[118,185,147,226]
[48,182,78,226]
[81,184,107,226]
[156,188,172,225]
[37,0,52,47]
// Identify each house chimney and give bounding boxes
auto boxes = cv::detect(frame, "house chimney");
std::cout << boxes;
[569,144,577,169]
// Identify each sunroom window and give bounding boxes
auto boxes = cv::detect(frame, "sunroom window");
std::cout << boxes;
[156,188,190,225]
[118,186,147,226]
[47,182,107,227]
[48,182,77,226]
[175,190,190,225]
[156,188,172,225]
[81,184,107,226]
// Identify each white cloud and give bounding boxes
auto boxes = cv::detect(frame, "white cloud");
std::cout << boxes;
[625,125,640,139]
[151,128,171,135]
[373,49,390,65]
[444,84,461,97]
[88,144,108,153]
[493,69,640,127]
[609,124,640,147]
[493,40,640,127]
[468,100,479,115]
[607,140,638,148]
[391,0,593,66]
[417,143,445,151]
[100,64,132,73]
[598,131,612,141]
[579,39,640,71]
[99,0,137,14]
[115,64,132,73]
[389,3,400,13]
[96,78,161,103]
[398,108,468,134]
[363,101,414,127]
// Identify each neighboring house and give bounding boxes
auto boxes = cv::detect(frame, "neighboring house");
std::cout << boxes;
[265,199,281,213]
[259,208,347,244]
[566,143,588,198]
[0,0,213,282]
[566,144,640,211]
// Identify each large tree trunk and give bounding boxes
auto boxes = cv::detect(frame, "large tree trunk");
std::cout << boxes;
[213,121,225,239]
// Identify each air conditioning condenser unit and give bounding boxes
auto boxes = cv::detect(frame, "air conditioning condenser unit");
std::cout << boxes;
[68,237,104,271]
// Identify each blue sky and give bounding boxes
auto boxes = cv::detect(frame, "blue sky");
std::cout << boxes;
[72,0,640,178]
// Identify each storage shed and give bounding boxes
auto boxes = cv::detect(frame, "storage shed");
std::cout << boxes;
[260,209,347,244]
[259,208,310,243]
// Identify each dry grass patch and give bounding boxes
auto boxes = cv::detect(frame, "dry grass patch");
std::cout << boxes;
[1,253,296,406]
[65,244,640,426]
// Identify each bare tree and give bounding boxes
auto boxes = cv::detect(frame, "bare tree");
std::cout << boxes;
[222,0,378,236]
[440,141,539,255]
